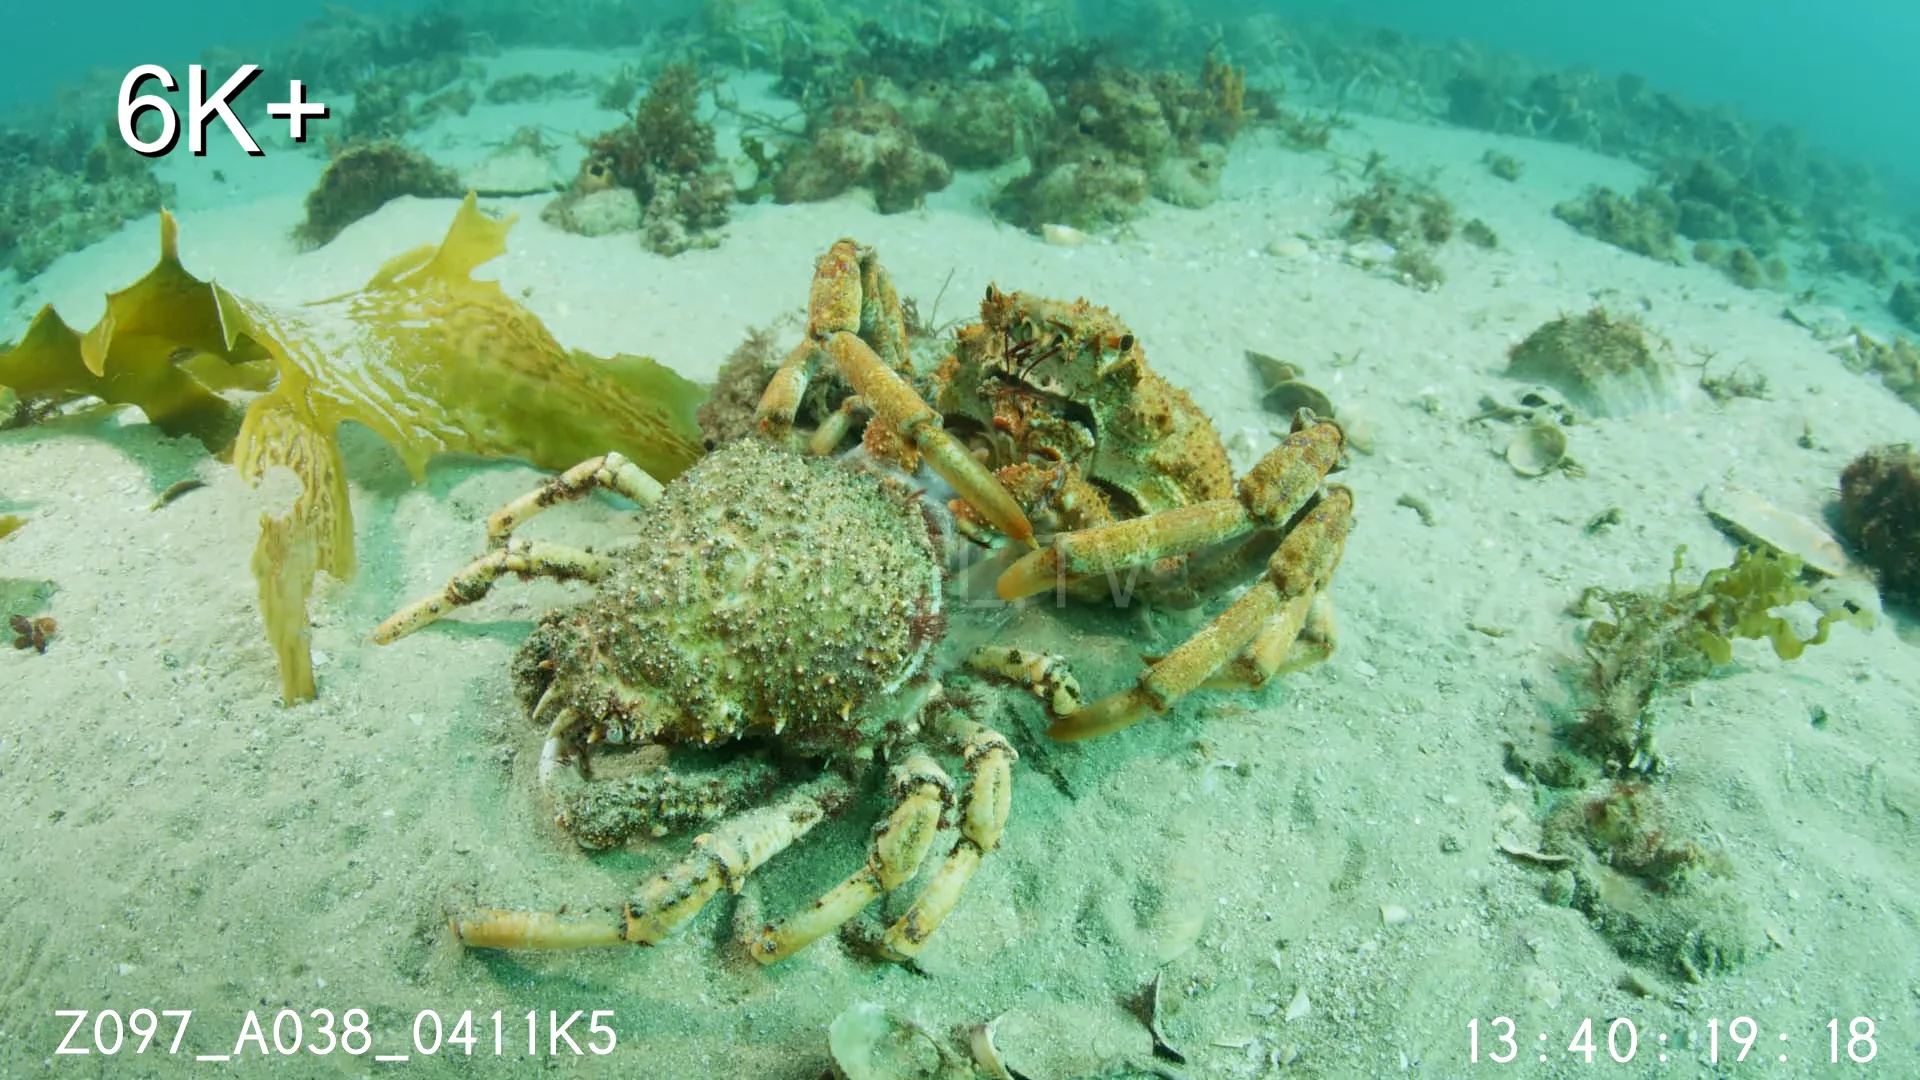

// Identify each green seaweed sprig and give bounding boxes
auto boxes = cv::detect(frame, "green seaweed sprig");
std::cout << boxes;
[1573,546,1869,771]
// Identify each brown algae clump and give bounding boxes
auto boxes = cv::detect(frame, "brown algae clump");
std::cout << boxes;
[295,141,461,248]
[1553,185,1679,262]
[1507,307,1679,417]
[1838,444,1920,608]
[551,63,735,254]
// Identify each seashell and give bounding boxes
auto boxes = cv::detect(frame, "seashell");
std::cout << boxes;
[969,1016,1015,1080]
[827,1002,955,1080]
[1505,417,1568,477]
[1699,483,1855,578]
[1040,222,1090,247]
[1245,349,1303,391]
[1335,403,1377,454]
[1265,235,1311,259]
[1261,379,1334,420]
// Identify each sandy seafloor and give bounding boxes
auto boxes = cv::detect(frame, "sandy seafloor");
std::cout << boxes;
[2,55,1918,1079]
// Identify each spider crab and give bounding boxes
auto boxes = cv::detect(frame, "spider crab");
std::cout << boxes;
[373,240,1353,960]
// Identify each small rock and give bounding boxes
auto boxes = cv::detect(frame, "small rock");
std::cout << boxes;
[541,188,642,237]
[1380,903,1411,926]
[462,146,564,196]
[1284,986,1312,1023]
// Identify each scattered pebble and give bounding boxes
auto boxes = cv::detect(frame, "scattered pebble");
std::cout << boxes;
[1284,986,1312,1023]
[1380,903,1411,926]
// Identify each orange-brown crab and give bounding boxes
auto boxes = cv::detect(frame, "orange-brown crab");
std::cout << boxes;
[373,240,1352,960]
[922,282,1355,740]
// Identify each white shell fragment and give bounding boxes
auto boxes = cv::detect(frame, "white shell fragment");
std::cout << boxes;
[1698,483,1855,578]
[1041,223,1091,246]
[827,1002,958,1080]
[1380,902,1411,926]
[969,1016,1015,1080]
[1504,417,1569,477]
[1284,986,1312,1023]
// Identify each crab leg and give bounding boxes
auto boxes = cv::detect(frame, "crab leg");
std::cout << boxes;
[998,415,1343,600]
[1052,485,1353,741]
[484,452,662,546]
[1204,591,1337,691]
[823,331,1034,547]
[755,240,1034,546]
[877,719,1016,961]
[967,645,1085,717]
[747,754,951,963]
[373,538,612,644]
[450,779,842,951]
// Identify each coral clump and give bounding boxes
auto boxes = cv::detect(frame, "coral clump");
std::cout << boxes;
[295,141,462,249]
[1571,546,1869,772]
[1506,307,1678,417]
[1837,444,1920,608]
[1553,185,1679,262]
[774,93,952,214]
[0,196,708,703]
[553,63,734,254]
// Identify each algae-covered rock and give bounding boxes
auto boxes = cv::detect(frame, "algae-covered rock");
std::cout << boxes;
[540,187,642,236]
[774,96,952,214]
[577,63,734,254]
[294,141,462,248]
[1553,185,1680,263]
[1507,307,1679,416]
[1890,280,1920,332]
[1149,146,1226,209]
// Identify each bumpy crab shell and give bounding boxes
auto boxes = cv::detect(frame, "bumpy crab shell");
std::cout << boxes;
[935,286,1234,521]
[511,438,948,756]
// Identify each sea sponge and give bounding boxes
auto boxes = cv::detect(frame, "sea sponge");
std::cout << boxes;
[1506,307,1679,416]
[0,196,707,703]
[294,141,461,248]
[1837,444,1920,607]
[774,96,952,214]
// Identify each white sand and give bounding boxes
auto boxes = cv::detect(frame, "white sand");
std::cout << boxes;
[2,64,1918,1078]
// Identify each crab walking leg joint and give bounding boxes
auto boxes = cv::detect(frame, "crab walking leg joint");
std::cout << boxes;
[877,719,1017,961]
[450,779,842,950]
[373,539,613,643]
[1054,485,1355,741]
[756,240,1036,547]
[484,451,663,545]
[997,413,1345,601]
[748,754,951,963]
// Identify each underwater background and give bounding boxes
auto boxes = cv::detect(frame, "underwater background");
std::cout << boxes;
[2,0,1918,1077]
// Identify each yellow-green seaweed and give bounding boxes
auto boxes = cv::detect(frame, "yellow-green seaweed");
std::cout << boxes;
[1572,545,1871,771]
[0,194,707,703]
